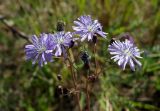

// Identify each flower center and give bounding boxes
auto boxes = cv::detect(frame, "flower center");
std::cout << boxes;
[87,25,93,32]
[123,49,132,56]
[37,46,46,54]
[57,38,64,44]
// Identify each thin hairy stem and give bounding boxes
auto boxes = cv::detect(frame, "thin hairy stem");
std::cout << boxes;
[86,75,90,111]
[67,49,82,111]
[94,44,98,75]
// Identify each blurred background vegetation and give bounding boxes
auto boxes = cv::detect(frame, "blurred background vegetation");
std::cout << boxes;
[0,0,160,111]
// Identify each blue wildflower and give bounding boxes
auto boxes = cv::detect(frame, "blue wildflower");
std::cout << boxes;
[72,15,107,41]
[49,31,73,57]
[108,39,142,71]
[25,33,54,67]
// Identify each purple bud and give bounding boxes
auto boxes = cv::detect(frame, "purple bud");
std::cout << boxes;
[110,38,116,45]
[81,52,90,70]
[56,21,65,31]
[81,52,89,64]
[69,40,74,48]
[120,33,134,44]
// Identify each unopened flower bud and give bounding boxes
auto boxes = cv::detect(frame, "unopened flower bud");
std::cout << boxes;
[88,75,97,82]
[55,85,63,97]
[69,40,74,48]
[110,38,116,45]
[56,21,65,31]
[57,74,62,81]
[81,52,89,63]
[120,33,134,44]
[55,85,69,97]
[81,52,90,70]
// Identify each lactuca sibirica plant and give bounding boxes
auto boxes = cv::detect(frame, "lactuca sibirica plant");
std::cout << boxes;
[24,15,142,111]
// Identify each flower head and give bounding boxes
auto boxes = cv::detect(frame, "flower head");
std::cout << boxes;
[72,15,107,41]
[108,39,142,71]
[50,31,73,56]
[25,33,54,67]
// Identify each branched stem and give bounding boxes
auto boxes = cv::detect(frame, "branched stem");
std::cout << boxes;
[86,75,90,111]
[94,44,98,75]
[67,49,82,111]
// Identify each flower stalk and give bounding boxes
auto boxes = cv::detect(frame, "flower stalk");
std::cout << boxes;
[68,49,82,111]
[94,43,98,76]
[86,74,90,111]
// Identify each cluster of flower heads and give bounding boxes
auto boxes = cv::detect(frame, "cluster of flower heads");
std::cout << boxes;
[25,15,142,71]
[25,15,106,67]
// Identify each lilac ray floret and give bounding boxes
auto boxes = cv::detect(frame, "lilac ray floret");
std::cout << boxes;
[72,15,107,41]
[108,39,142,71]
[49,31,73,56]
[25,33,54,67]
